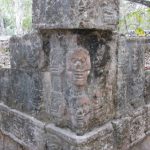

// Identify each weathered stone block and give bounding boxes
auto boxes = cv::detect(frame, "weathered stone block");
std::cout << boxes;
[129,108,146,147]
[0,69,51,121]
[112,118,131,150]
[116,36,130,116]
[45,123,114,150]
[9,33,48,70]
[0,131,24,150]
[3,135,19,150]
[130,136,150,150]
[8,69,43,114]
[145,72,150,104]
[126,38,145,109]
[0,131,4,150]
[0,69,10,104]
[0,103,45,150]
[145,104,150,133]
[42,30,117,134]
[0,36,10,50]
[32,0,119,30]
[117,37,145,116]
[0,51,10,68]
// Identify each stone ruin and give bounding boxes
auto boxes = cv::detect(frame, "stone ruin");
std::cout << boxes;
[0,0,150,150]
[0,36,10,68]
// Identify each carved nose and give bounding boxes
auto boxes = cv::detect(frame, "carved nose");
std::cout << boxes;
[77,108,83,115]
[75,61,82,69]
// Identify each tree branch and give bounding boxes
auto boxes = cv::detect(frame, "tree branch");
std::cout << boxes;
[127,0,150,7]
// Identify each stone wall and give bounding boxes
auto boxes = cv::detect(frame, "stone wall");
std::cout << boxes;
[0,36,10,50]
[0,34,149,150]
[0,0,150,150]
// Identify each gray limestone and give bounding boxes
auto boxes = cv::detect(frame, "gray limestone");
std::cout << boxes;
[0,69,51,122]
[116,36,145,116]
[32,0,119,30]
[9,33,47,71]
[131,136,150,150]
[112,118,131,150]
[145,104,150,134]
[0,103,45,150]
[0,0,149,149]
[145,72,150,104]
[129,108,146,147]
[45,123,114,150]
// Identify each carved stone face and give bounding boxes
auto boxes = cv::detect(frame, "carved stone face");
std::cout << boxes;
[69,48,91,87]
[92,90,104,118]
[71,96,90,134]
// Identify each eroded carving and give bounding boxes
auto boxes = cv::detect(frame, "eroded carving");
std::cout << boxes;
[66,48,91,135]
[92,90,106,122]
[67,48,91,87]
[69,94,91,135]
[102,1,117,24]
[50,92,66,126]
[50,46,66,126]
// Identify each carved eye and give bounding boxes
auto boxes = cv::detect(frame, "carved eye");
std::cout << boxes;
[72,56,86,63]
[80,57,86,63]
[76,108,84,115]
[75,60,82,65]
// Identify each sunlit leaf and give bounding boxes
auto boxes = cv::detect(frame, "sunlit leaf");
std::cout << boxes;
[135,27,146,36]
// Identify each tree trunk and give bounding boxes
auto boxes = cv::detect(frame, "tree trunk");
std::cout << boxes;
[14,0,24,34]
[0,17,5,35]
[127,0,150,7]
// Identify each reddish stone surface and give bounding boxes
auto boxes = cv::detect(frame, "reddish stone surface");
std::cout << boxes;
[131,136,150,150]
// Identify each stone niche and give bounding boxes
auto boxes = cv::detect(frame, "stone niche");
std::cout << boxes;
[40,29,117,135]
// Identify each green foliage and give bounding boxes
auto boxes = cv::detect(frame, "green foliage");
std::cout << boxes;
[0,0,15,35]
[135,27,146,36]
[23,0,32,31]
[119,4,150,36]
[0,0,32,35]
[22,16,32,31]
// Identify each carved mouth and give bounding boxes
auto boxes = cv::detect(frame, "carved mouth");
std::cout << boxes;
[76,115,84,120]
[74,76,84,79]
[76,112,89,120]
[76,118,85,126]
[77,118,84,122]
[74,71,85,80]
